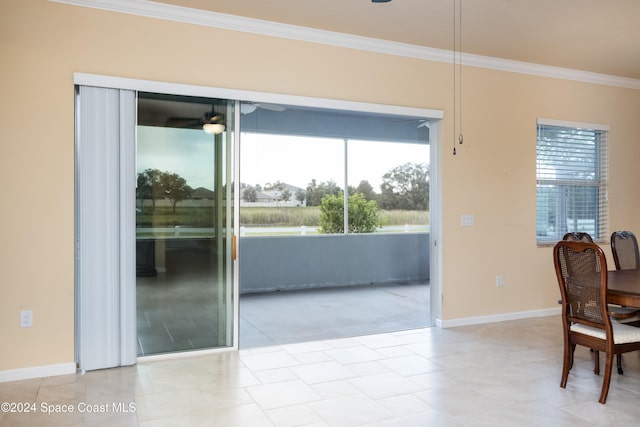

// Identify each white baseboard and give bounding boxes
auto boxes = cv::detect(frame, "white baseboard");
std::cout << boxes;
[0,362,76,383]
[0,309,560,382]
[437,306,561,329]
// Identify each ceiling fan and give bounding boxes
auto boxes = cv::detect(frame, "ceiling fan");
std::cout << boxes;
[164,101,286,131]
[165,108,226,134]
[201,112,225,134]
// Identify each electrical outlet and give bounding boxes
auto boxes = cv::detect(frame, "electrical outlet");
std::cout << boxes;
[20,310,33,328]
[496,275,503,287]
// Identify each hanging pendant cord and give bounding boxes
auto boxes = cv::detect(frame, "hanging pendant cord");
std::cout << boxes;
[453,0,464,156]
[452,0,457,155]
[458,0,463,146]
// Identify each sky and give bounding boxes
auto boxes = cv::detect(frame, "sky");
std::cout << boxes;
[137,126,217,190]
[241,133,430,191]
[137,127,430,192]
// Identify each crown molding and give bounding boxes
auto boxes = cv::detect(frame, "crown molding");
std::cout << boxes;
[464,53,640,90]
[51,0,640,90]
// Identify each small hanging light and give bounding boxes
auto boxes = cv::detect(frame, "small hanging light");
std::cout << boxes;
[202,111,225,134]
[202,123,225,134]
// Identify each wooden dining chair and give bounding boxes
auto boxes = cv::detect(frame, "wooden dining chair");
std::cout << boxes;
[611,231,640,270]
[561,232,607,368]
[553,240,640,404]
[563,232,640,329]
[561,233,629,375]
[608,231,640,374]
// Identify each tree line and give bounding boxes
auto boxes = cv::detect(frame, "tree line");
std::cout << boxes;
[137,168,193,213]
[137,162,429,227]
[243,162,429,211]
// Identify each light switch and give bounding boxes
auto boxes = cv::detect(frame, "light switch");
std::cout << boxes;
[20,310,33,327]
[461,214,474,226]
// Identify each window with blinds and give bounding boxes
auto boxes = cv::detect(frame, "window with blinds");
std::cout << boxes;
[536,119,609,244]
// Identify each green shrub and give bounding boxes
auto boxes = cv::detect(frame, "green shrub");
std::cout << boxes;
[319,192,382,234]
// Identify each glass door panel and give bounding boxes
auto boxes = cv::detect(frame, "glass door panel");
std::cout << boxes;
[136,92,234,356]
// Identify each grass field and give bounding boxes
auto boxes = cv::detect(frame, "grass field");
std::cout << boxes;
[239,206,428,227]
[137,206,429,229]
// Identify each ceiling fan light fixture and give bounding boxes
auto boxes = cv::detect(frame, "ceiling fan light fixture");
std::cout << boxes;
[202,123,225,134]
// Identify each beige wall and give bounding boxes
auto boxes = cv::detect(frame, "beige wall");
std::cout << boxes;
[1,0,639,371]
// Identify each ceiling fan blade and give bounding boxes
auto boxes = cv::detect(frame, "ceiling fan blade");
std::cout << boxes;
[394,118,430,128]
[255,103,286,112]
[165,116,202,128]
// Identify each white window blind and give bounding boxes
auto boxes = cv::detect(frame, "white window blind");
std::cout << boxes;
[536,119,609,244]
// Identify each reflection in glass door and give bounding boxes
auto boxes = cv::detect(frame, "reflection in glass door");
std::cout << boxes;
[135,93,234,356]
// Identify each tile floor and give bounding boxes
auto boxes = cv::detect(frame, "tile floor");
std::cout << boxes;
[4,316,640,426]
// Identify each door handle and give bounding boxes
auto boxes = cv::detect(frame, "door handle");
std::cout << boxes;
[232,235,237,261]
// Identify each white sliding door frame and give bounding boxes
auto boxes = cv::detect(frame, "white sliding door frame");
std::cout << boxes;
[74,73,444,361]
[429,120,443,326]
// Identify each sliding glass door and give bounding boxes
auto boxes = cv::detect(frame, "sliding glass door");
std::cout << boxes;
[135,93,235,356]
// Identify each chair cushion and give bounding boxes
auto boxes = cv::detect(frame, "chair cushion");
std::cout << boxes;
[571,322,640,344]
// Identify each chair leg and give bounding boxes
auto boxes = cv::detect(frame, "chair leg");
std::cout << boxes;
[617,354,623,375]
[599,351,614,404]
[594,350,600,375]
[569,343,576,370]
[561,343,572,388]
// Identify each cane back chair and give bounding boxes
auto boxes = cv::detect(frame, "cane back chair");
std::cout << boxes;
[562,231,640,374]
[554,240,640,403]
[611,231,640,271]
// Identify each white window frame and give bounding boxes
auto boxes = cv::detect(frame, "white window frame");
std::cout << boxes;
[536,118,609,245]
